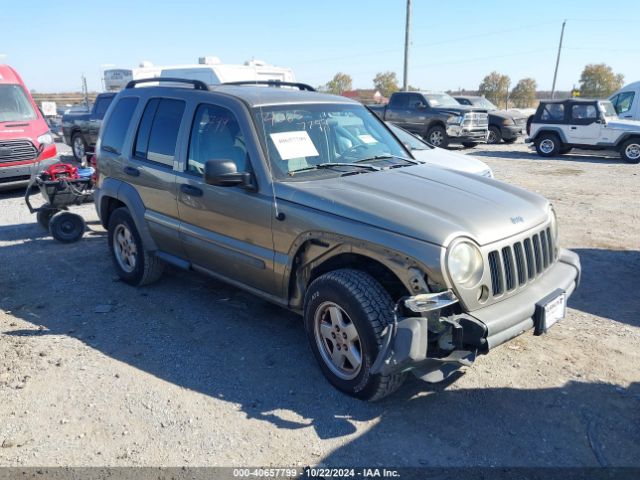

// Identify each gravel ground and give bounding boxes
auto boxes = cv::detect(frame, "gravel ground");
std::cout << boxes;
[0,141,638,468]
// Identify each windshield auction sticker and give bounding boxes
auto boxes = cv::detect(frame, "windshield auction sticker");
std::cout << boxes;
[270,131,319,160]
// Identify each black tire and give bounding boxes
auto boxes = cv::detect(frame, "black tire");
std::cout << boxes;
[534,132,561,157]
[461,142,478,148]
[560,146,573,154]
[303,269,406,401]
[107,207,165,286]
[36,207,58,230]
[71,132,87,162]
[48,211,85,243]
[425,125,449,148]
[503,138,517,144]
[620,138,640,164]
[487,126,502,144]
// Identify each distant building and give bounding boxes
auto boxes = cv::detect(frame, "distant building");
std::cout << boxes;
[342,89,388,104]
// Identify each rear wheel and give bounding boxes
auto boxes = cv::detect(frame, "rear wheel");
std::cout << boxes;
[304,269,406,401]
[620,139,640,164]
[534,132,561,157]
[49,211,85,243]
[107,207,165,286]
[71,133,86,162]
[426,125,449,148]
[487,126,502,144]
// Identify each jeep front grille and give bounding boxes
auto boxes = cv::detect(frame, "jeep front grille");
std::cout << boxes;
[0,139,38,163]
[462,112,489,128]
[487,227,557,297]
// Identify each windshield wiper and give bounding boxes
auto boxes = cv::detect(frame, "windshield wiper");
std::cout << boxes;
[289,162,380,176]
[354,154,422,165]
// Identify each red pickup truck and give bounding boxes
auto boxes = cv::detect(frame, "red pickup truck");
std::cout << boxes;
[0,64,57,190]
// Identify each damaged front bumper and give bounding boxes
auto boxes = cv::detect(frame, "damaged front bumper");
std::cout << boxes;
[371,248,582,382]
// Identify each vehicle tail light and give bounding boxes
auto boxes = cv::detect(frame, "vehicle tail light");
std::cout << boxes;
[89,155,99,184]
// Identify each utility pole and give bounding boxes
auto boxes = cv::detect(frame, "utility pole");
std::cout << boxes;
[551,20,566,99]
[81,75,89,109]
[402,0,412,91]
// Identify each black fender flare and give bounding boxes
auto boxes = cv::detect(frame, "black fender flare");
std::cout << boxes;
[97,178,158,252]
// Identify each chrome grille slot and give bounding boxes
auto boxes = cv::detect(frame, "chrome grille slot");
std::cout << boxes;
[501,247,516,291]
[0,139,38,163]
[532,234,542,274]
[513,242,527,285]
[488,251,503,295]
[524,238,535,278]
[540,233,549,269]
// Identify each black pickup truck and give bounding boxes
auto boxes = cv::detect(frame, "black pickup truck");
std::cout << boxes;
[369,91,488,148]
[62,92,115,161]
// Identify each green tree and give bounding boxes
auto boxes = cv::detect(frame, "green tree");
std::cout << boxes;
[324,72,353,95]
[479,71,511,108]
[510,78,537,108]
[579,64,624,97]
[373,71,399,97]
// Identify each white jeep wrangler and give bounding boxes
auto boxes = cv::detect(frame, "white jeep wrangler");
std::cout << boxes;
[527,98,640,164]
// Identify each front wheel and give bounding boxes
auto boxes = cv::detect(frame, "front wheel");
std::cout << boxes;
[620,139,640,164]
[426,125,449,148]
[107,207,165,286]
[534,132,561,157]
[49,211,85,243]
[71,133,87,162]
[487,126,502,144]
[304,269,406,401]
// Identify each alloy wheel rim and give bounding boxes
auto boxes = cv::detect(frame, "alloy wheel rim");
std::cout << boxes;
[540,139,554,154]
[113,224,137,273]
[488,130,498,143]
[625,143,640,160]
[313,302,362,380]
[430,131,443,146]
[73,137,85,159]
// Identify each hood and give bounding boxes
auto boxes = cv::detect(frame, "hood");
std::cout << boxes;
[608,118,640,131]
[410,146,491,175]
[276,164,549,247]
[0,118,47,142]
[489,109,525,121]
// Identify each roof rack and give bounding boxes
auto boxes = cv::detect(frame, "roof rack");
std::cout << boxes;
[222,80,316,92]
[125,77,209,90]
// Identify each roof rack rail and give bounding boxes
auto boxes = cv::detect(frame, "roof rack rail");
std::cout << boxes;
[222,80,316,92]
[125,78,209,91]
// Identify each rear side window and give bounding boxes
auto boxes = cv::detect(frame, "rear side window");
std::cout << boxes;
[134,98,185,167]
[540,103,564,122]
[101,97,138,154]
[389,94,408,109]
[570,104,597,123]
[94,96,113,119]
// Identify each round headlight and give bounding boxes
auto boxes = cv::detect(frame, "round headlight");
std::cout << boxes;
[447,241,484,287]
[37,132,54,145]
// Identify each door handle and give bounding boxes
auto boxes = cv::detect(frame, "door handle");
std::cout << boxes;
[124,166,140,177]
[180,184,203,197]
[624,115,633,118]
[570,126,577,130]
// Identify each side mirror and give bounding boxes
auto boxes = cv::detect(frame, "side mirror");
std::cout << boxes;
[204,159,254,190]
[416,102,427,110]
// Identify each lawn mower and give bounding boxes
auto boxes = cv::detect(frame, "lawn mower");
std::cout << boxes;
[25,158,95,243]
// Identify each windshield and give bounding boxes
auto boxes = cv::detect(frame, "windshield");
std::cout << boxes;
[0,84,37,122]
[474,97,497,110]
[386,122,430,151]
[599,101,618,118]
[254,103,409,178]
[424,93,461,108]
